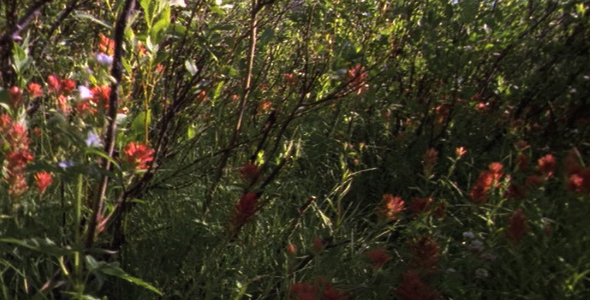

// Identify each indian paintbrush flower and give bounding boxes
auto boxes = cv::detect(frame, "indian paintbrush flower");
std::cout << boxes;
[35,172,53,194]
[123,142,155,170]
[377,194,405,221]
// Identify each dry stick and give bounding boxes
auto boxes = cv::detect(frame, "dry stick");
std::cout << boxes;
[85,0,135,249]
[203,0,261,214]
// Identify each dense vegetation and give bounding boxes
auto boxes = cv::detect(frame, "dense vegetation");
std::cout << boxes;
[1,0,590,299]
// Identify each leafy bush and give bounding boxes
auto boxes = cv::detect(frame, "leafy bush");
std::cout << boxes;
[0,0,589,299]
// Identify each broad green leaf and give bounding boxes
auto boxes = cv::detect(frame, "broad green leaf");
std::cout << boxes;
[130,110,152,141]
[151,6,171,44]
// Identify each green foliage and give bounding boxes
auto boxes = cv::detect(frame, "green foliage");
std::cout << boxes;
[0,0,589,299]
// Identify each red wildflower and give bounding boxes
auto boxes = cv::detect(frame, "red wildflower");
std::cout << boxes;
[564,150,583,176]
[57,95,71,115]
[9,86,22,108]
[396,270,441,300]
[409,197,433,215]
[433,201,447,219]
[99,33,115,56]
[6,150,33,167]
[313,236,324,253]
[567,168,590,193]
[321,285,348,300]
[284,73,298,85]
[434,103,451,124]
[537,154,556,178]
[0,114,11,128]
[507,209,528,243]
[259,100,272,113]
[290,282,316,300]
[470,184,488,204]
[289,280,348,300]
[455,147,467,159]
[568,173,584,193]
[489,162,504,175]
[239,162,259,183]
[91,85,111,109]
[76,100,94,115]
[366,248,392,269]
[423,148,438,177]
[7,173,28,197]
[47,74,61,93]
[286,244,297,256]
[27,82,44,98]
[347,64,368,95]
[232,192,259,227]
[410,236,440,269]
[35,172,53,194]
[61,79,76,94]
[515,154,529,172]
[196,90,207,101]
[525,174,544,188]
[469,162,504,204]
[505,183,526,200]
[123,142,155,170]
[377,194,405,221]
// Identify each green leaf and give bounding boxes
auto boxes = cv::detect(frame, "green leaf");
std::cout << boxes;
[73,12,112,29]
[130,110,152,141]
[172,24,187,36]
[140,0,154,28]
[0,238,75,257]
[151,6,171,44]
[213,81,224,101]
[98,262,162,295]
[85,148,122,171]
[187,125,196,139]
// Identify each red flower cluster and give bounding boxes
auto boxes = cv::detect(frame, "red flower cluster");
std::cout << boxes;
[231,192,259,228]
[1,117,34,197]
[35,172,53,194]
[347,64,369,95]
[422,148,438,177]
[290,278,348,300]
[91,85,112,111]
[366,248,392,269]
[564,150,590,193]
[507,208,528,243]
[396,270,443,300]
[99,33,115,56]
[537,154,557,178]
[469,162,504,204]
[239,162,260,183]
[46,74,76,95]
[376,194,405,221]
[27,82,44,98]
[9,87,22,108]
[409,236,440,270]
[408,197,446,219]
[123,142,155,170]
